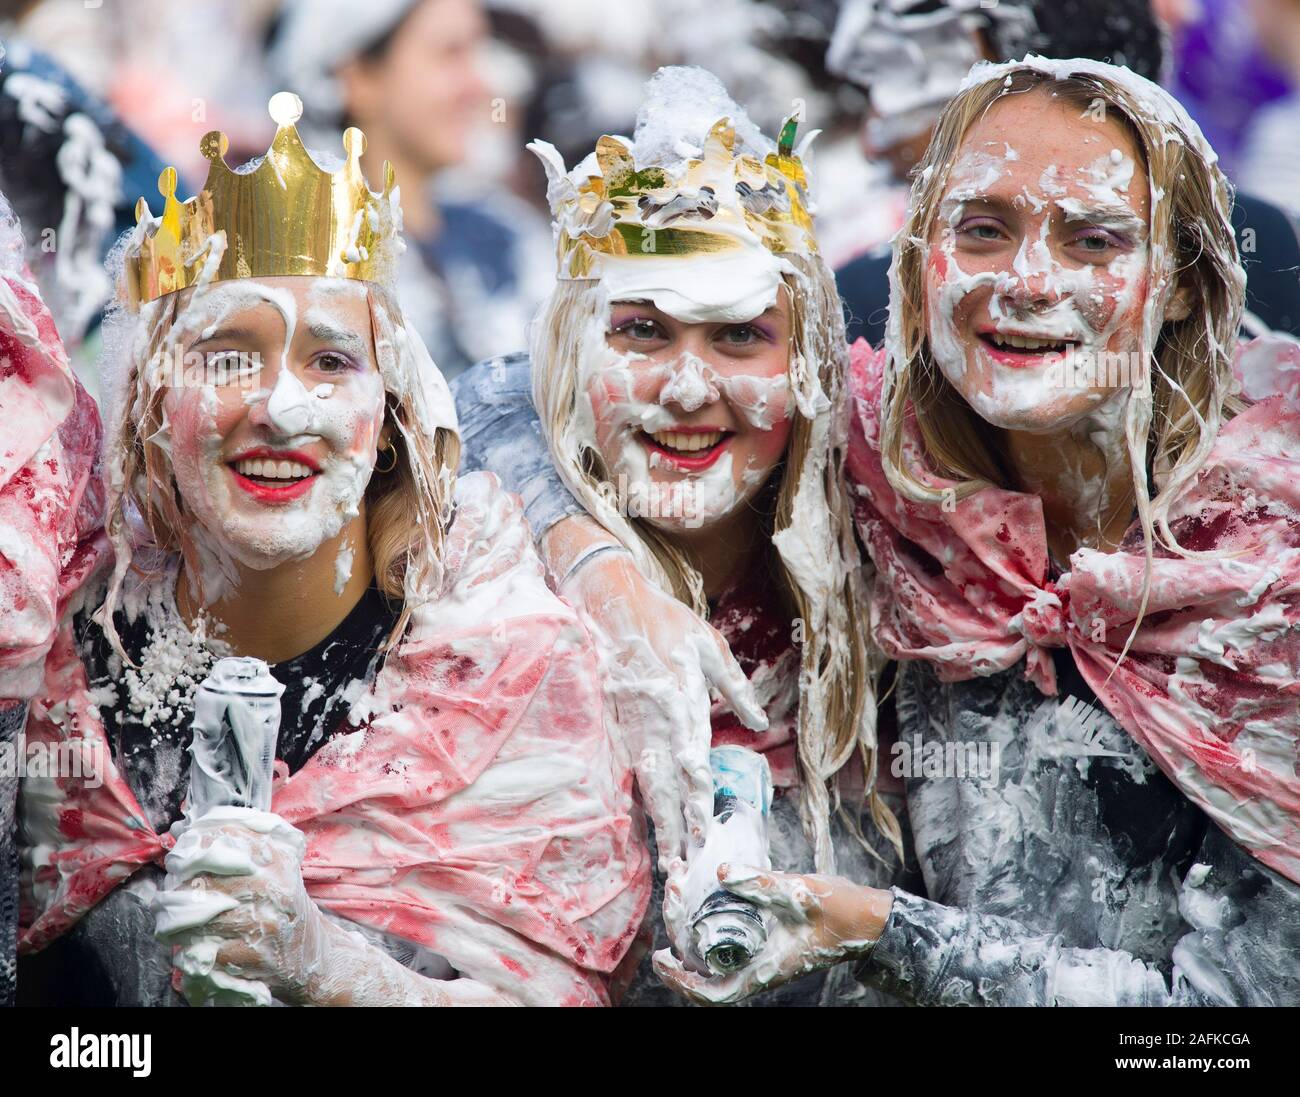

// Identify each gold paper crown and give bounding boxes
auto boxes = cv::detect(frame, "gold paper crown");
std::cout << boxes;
[536,114,818,281]
[125,92,399,309]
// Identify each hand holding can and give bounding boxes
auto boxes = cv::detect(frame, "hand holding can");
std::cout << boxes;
[686,745,774,975]
[154,656,286,1006]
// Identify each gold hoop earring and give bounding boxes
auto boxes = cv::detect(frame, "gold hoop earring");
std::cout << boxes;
[375,441,398,474]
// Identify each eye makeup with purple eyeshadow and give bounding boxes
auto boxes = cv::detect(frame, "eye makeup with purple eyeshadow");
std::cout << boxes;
[1069,226,1132,252]
[735,319,776,342]
[311,350,361,374]
[955,215,1009,241]
[607,305,779,352]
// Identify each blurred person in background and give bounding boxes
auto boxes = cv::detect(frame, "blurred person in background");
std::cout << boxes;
[824,0,1037,283]
[2,0,113,93]
[698,0,888,271]
[1239,0,1300,219]
[0,1,171,386]
[1168,0,1293,175]
[828,0,1037,192]
[494,0,853,239]
[12,0,279,183]
[830,0,1300,347]
[270,0,552,380]
[495,0,826,225]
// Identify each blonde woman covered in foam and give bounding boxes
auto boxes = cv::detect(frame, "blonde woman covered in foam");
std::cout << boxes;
[453,67,910,1006]
[16,94,649,1007]
[654,58,1300,1006]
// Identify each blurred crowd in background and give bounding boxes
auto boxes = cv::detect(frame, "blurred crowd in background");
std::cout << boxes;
[1,0,1298,396]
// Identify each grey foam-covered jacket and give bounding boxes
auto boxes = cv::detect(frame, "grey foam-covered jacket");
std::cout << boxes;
[859,656,1299,1006]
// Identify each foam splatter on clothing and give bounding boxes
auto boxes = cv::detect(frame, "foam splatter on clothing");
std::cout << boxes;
[73,574,399,833]
[23,579,402,1004]
[861,652,1298,1004]
[0,226,104,1005]
[617,574,911,1007]
[19,473,651,1006]
[847,338,1300,1004]
[0,269,103,701]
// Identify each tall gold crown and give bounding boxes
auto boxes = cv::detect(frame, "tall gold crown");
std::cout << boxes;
[125,92,399,309]
[533,114,818,281]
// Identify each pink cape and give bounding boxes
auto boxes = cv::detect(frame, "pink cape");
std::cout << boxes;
[0,266,103,701]
[846,338,1300,886]
[20,474,652,1006]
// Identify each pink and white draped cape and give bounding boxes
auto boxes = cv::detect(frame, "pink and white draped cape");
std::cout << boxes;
[20,470,652,1006]
[0,263,103,701]
[846,338,1300,886]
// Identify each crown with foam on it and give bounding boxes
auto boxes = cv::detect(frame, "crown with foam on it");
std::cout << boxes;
[124,92,399,310]
[531,112,819,282]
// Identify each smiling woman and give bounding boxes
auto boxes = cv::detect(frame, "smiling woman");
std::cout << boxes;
[656,57,1300,1009]
[925,95,1153,431]
[453,66,907,1007]
[583,294,795,552]
[102,270,456,658]
[105,278,397,667]
[166,284,386,565]
[16,96,649,1007]
[884,61,1242,563]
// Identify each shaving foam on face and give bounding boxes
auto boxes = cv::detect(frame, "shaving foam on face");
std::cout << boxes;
[572,279,796,534]
[597,251,794,326]
[162,278,387,576]
[954,56,1232,412]
[924,121,1151,437]
[334,537,354,596]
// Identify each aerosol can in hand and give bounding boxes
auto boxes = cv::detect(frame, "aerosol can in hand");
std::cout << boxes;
[157,657,285,1007]
[687,745,774,975]
[189,656,284,815]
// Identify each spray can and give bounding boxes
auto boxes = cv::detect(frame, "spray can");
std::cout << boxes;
[188,657,284,817]
[688,745,774,976]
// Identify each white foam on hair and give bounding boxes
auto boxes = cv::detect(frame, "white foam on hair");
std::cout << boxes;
[959,56,1219,163]
[630,65,772,169]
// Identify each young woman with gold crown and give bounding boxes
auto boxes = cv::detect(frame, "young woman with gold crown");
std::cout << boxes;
[454,66,910,1006]
[14,92,650,1006]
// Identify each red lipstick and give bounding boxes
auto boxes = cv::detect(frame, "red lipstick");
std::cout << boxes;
[976,330,1077,370]
[226,447,320,503]
[641,427,732,472]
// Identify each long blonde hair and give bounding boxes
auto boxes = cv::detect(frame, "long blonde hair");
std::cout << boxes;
[883,63,1245,551]
[98,279,459,657]
[531,255,901,871]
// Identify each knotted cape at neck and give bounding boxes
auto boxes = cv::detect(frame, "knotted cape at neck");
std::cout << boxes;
[846,338,1300,886]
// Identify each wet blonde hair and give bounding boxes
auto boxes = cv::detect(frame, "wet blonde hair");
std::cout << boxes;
[531,255,901,871]
[882,63,1245,643]
[98,279,459,657]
